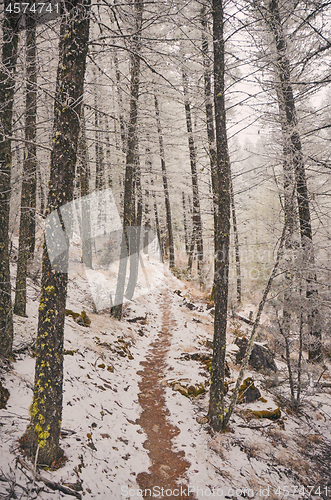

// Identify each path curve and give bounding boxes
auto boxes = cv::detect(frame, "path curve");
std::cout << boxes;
[136,291,196,499]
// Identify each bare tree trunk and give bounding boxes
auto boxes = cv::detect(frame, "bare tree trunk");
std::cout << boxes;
[230,178,242,304]
[20,0,90,465]
[154,94,175,269]
[208,0,232,431]
[111,0,143,319]
[182,192,189,256]
[182,67,204,279]
[78,108,92,268]
[95,105,105,192]
[201,5,217,223]
[104,113,112,188]
[296,310,304,405]
[277,314,295,402]
[125,153,142,300]
[37,168,45,216]
[114,53,127,153]
[142,146,152,255]
[152,194,163,262]
[267,0,321,362]
[150,172,163,263]
[187,225,195,272]
[14,15,37,317]
[201,5,241,302]
[0,5,19,356]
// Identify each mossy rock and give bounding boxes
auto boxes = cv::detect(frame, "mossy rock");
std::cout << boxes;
[171,381,206,398]
[0,382,9,409]
[248,407,281,420]
[187,383,205,397]
[76,310,91,327]
[238,377,261,404]
[65,309,91,327]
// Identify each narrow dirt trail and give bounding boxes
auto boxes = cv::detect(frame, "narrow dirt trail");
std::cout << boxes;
[136,291,196,499]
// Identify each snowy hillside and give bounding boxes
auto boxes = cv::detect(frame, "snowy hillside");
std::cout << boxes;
[1,256,331,499]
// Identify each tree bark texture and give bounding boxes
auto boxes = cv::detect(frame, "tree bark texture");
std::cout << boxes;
[78,109,92,269]
[201,7,242,304]
[14,15,37,317]
[125,155,143,300]
[230,178,242,304]
[182,68,204,277]
[111,0,143,319]
[20,0,90,465]
[114,53,127,154]
[182,192,189,256]
[154,94,175,269]
[208,0,232,431]
[0,3,19,356]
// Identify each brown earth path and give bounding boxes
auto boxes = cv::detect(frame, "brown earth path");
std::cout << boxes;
[136,291,197,500]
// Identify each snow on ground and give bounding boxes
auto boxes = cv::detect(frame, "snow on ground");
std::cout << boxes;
[1,252,331,499]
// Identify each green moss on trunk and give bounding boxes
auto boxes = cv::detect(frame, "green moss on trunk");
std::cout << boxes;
[20,0,90,467]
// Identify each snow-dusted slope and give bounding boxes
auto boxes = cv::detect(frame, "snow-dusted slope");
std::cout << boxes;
[1,256,331,499]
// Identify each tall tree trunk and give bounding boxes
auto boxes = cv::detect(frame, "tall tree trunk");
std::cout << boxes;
[111,0,143,319]
[114,53,127,153]
[95,105,104,192]
[230,178,242,304]
[201,5,241,303]
[125,153,142,300]
[150,175,163,263]
[104,114,112,188]
[153,194,163,262]
[37,167,45,216]
[14,15,37,317]
[201,4,218,226]
[143,146,152,255]
[208,0,232,431]
[0,5,19,357]
[187,221,195,271]
[182,192,189,256]
[182,67,204,279]
[20,0,90,465]
[267,0,321,361]
[154,94,175,269]
[78,108,92,268]
[275,74,299,402]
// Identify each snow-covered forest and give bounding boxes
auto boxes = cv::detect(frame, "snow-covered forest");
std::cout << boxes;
[0,0,331,498]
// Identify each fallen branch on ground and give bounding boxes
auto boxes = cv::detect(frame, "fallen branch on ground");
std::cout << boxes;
[17,458,81,499]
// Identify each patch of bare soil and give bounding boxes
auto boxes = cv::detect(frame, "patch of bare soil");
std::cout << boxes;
[136,292,196,499]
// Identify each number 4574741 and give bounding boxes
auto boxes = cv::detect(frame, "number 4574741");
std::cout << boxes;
[5,3,59,14]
